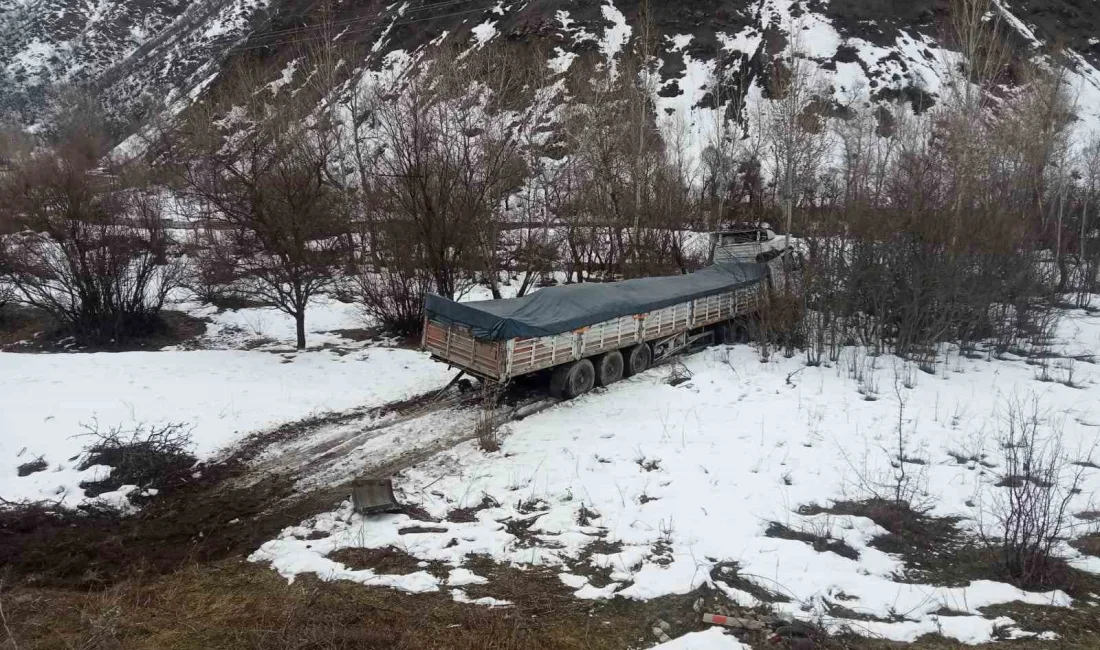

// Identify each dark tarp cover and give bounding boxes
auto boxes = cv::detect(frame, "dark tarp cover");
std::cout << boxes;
[424,262,769,341]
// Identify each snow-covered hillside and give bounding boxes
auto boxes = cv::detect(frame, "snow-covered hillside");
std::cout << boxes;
[0,0,268,125]
[4,0,1100,149]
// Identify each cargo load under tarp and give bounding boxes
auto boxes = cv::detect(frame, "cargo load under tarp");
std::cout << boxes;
[424,262,768,341]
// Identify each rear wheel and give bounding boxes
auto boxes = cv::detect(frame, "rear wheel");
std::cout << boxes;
[549,359,596,399]
[622,343,652,377]
[729,319,750,344]
[595,350,624,386]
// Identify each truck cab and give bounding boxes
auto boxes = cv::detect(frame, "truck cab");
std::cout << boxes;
[709,226,788,264]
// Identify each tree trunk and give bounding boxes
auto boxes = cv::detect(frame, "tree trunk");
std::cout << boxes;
[295,310,306,350]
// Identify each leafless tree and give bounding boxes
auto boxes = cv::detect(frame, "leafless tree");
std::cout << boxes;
[176,64,349,350]
[1073,134,1100,305]
[363,44,531,300]
[764,28,831,252]
[0,149,181,342]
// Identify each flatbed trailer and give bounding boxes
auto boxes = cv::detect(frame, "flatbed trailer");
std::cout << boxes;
[422,262,775,398]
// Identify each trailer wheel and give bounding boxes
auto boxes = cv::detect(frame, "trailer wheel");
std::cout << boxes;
[623,343,652,377]
[595,350,624,386]
[550,359,596,399]
[727,319,750,344]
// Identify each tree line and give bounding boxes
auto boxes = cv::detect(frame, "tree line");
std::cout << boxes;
[0,0,1097,355]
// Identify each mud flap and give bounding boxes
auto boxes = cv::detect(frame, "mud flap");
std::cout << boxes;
[351,478,401,515]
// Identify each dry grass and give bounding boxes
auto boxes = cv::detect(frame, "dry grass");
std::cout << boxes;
[4,556,1100,650]
[2,559,699,650]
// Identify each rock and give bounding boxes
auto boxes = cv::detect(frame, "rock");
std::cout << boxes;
[657,620,671,633]
[693,597,703,613]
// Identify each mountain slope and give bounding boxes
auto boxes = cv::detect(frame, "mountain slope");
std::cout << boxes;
[3,0,1100,147]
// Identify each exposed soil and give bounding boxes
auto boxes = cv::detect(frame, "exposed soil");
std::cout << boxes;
[328,547,446,576]
[0,416,349,588]
[0,307,208,353]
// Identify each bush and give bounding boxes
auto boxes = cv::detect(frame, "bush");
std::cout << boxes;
[357,224,434,337]
[77,422,196,497]
[0,157,183,344]
[184,225,239,306]
[979,395,1087,587]
[16,456,48,476]
[474,384,502,453]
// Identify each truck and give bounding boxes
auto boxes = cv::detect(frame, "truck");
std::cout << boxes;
[710,225,790,264]
[421,259,782,399]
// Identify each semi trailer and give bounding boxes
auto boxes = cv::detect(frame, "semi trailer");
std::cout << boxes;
[422,259,782,399]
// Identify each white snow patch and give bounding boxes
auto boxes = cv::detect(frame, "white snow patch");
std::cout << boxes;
[471,20,498,46]
[599,1,631,60]
[447,568,488,586]
[668,34,693,52]
[1,346,451,507]
[650,628,749,650]
[451,589,512,606]
[548,47,578,74]
[268,58,299,92]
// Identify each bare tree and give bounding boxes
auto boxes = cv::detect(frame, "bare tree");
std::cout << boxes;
[177,65,348,350]
[367,43,530,300]
[1074,133,1100,305]
[764,28,830,252]
[0,148,181,343]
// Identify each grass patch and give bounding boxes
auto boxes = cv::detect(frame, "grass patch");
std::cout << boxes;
[447,495,501,523]
[802,500,995,587]
[708,561,791,604]
[0,308,207,352]
[16,456,48,477]
[764,522,859,560]
[327,547,448,578]
[1069,533,1100,558]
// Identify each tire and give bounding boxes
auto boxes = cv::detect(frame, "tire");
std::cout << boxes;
[732,320,750,344]
[549,359,596,399]
[622,343,652,377]
[714,322,734,346]
[594,350,624,386]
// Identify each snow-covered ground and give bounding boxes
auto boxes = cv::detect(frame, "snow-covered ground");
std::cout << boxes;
[0,293,453,508]
[253,306,1100,645]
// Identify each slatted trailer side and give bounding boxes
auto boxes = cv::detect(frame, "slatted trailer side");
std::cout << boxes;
[423,281,766,382]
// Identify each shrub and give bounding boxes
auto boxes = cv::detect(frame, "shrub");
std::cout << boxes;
[979,395,1087,587]
[77,422,196,497]
[0,158,183,344]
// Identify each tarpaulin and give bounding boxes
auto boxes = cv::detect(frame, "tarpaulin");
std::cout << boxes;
[424,263,768,341]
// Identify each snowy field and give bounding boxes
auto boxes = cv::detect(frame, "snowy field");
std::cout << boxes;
[0,293,453,507]
[254,306,1100,645]
[6,275,1100,645]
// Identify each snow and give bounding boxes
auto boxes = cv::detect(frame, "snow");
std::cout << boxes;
[718,30,762,57]
[649,628,748,650]
[255,303,1100,642]
[179,293,369,350]
[268,59,299,92]
[1,291,454,507]
[548,47,577,74]
[447,568,488,586]
[556,11,597,45]
[656,51,717,167]
[451,590,512,606]
[669,35,693,53]
[599,1,631,61]
[1,346,451,507]
[470,20,498,46]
